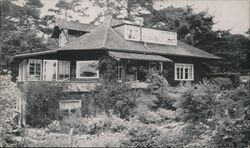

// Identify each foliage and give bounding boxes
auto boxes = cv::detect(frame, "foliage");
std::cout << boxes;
[176,79,220,123]
[0,0,55,71]
[97,55,118,83]
[120,124,160,147]
[25,82,65,128]
[88,81,139,119]
[211,88,250,147]
[142,6,250,73]
[48,0,89,20]
[210,77,233,90]
[48,114,127,135]
[91,0,153,22]
[0,74,24,147]
[205,72,241,88]
[142,6,214,44]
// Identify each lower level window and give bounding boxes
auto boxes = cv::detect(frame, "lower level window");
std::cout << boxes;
[29,59,42,81]
[76,61,99,78]
[60,100,81,116]
[175,63,194,81]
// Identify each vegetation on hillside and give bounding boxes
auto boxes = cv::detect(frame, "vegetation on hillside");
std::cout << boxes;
[16,74,249,147]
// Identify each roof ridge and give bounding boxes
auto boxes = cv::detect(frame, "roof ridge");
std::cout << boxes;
[102,18,112,48]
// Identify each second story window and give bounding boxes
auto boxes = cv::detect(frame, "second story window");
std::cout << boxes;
[76,61,99,79]
[28,59,42,81]
[125,25,140,41]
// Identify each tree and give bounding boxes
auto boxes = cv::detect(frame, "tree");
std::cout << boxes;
[90,0,154,23]
[141,6,250,72]
[142,6,214,45]
[48,0,89,20]
[0,0,51,71]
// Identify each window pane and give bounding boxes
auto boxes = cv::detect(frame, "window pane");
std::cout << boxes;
[77,61,98,78]
[117,62,122,82]
[29,59,42,81]
[59,61,70,80]
[185,68,188,79]
[175,63,193,81]
[177,68,180,79]
[43,60,57,81]
[180,67,183,79]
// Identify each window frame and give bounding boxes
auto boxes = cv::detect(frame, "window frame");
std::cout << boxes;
[124,25,140,41]
[43,60,58,81]
[174,63,194,81]
[58,60,71,81]
[59,99,81,116]
[117,61,123,82]
[28,59,42,81]
[148,62,163,72]
[76,60,99,79]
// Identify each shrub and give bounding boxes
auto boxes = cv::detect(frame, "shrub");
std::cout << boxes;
[120,124,160,147]
[176,79,220,123]
[210,77,233,89]
[88,82,139,119]
[0,74,24,147]
[211,87,250,147]
[205,72,240,88]
[25,82,65,128]
[48,114,128,135]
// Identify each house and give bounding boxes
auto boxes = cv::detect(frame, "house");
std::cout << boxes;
[14,15,220,114]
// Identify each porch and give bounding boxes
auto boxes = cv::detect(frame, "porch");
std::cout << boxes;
[16,51,172,91]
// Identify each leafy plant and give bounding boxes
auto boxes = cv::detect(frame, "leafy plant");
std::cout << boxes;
[25,82,65,127]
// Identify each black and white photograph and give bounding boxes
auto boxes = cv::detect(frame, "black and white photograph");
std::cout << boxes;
[0,0,249,147]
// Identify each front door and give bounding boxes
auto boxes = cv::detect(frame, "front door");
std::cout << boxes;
[43,60,58,81]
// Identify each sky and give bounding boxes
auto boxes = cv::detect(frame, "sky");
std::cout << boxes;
[15,0,250,35]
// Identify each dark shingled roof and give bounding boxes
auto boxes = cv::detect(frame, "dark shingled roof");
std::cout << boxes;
[58,18,220,60]
[15,18,220,60]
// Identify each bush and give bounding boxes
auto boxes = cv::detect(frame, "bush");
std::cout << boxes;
[88,82,139,119]
[48,114,128,135]
[211,87,250,147]
[0,74,24,147]
[205,72,240,88]
[25,82,65,128]
[120,124,160,147]
[210,77,233,89]
[176,79,220,123]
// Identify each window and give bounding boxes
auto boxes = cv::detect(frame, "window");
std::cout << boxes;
[58,61,70,81]
[125,25,140,41]
[60,100,81,116]
[149,62,163,72]
[18,62,24,82]
[175,63,194,81]
[43,60,58,81]
[76,61,99,78]
[117,61,122,82]
[28,59,42,81]
[125,61,137,82]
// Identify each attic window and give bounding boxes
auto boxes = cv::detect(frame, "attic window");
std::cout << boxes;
[125,25,140,41]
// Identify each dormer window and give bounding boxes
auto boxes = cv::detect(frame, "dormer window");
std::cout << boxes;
[125,25,140,41]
